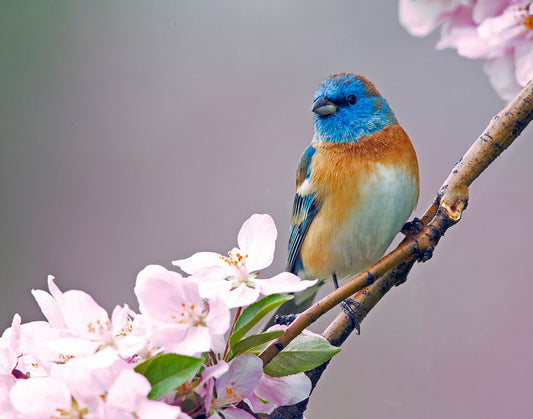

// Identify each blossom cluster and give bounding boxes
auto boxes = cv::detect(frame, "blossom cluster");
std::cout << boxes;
[400,0,533,100]
[0,214,325,418]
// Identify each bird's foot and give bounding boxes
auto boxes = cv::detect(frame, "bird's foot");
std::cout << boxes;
[340,298,361,335]
[401,217,424,235]
[274,314,298,326]
[416,246,434,263]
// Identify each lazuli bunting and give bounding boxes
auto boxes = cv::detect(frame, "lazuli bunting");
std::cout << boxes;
[279,73,419,324]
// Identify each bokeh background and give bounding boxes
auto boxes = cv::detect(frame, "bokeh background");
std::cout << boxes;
[1,2,532,418]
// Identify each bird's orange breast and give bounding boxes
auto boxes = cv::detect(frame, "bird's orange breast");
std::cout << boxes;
[300,122,419,279]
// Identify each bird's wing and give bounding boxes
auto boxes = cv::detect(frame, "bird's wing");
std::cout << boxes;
[286,144,322,274]
[265,145,323,330]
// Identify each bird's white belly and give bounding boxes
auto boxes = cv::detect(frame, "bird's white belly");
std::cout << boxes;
[331,163,418,279]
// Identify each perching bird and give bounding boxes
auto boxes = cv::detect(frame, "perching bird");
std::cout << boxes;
[272,73,419,328]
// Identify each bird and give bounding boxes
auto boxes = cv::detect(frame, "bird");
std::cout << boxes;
[271,73,419,329]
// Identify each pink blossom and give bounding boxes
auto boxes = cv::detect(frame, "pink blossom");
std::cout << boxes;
[31,275,67,329]
[49,348,129,413]
[173,214,317,308]
[32,277,110,341]
[135,265,230,355]
[199,353,312,417]
[8,349,188,419]
[0,315,60,378]
[203,354,263,418]
[31,276,149,361]
[2,220,318,417]
[14,322,95,376]
[399,0,533,100]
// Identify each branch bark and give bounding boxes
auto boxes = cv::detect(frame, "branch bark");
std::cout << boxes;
[263,80,533,418]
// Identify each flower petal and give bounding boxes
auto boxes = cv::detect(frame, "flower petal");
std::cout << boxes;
[136,399,187,419]
[172,252,227,275]
[6,314,21,353]
[0,345,17,376]
[399,0,462,37]
[254,272,317,295]
[135,265,202,322]
[59,290,110,340]
[255,373,312,406]
[0,375,17,419]
[223,283,260,308]
[47,275,63,299]
[194,276,234,301]
[198,362,229,398]
[237,214,277,272]
[150,324,212,356]
[10,377,71,419]
[205,296,231,335]
[215,354,263,401]
[50,348,128,409]
[31,287,67,329]
[472,1,506,24]
[484,54,522,101]
[515,41,533,86]
[106,369,151,408]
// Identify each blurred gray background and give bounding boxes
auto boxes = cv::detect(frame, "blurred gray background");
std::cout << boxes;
[1,2,532,418]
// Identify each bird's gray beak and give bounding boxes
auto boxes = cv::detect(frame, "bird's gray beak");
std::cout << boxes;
[312,96,337,115]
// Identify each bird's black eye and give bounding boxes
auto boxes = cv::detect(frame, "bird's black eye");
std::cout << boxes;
[346,94,357,106]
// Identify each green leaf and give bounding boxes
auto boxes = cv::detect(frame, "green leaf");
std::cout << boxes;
[134,353,203,399]
[258,335,340,377]
[230,330,284,359]
[229,294,293,347]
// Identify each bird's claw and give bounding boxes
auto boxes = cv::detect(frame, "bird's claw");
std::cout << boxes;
[417,246,434,262]
[340,298,361,335]
[401,217,424,235]
[275,314,298,326]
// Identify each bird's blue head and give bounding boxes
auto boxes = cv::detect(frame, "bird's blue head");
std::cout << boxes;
[312,73,396,144]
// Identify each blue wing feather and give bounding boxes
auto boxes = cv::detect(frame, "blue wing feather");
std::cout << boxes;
[286,144,321,275]
[287,194,319,274]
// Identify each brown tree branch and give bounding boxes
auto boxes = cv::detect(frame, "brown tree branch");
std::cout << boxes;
[260,80,533,399]
[440,80,533,221]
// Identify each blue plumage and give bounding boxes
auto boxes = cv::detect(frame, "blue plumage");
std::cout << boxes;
[312,74,397,144]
